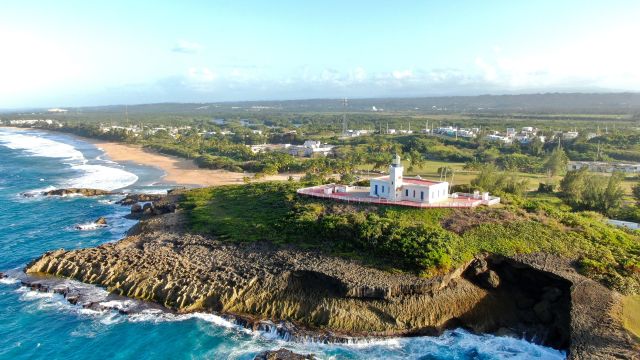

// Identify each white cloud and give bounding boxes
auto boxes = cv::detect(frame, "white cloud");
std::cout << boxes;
[0,27,87,99]
[172,40,204,54]
[472,24,640,90]
[391,69,413,80]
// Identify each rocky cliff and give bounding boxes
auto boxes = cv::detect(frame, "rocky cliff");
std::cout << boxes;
[24,197,638,359]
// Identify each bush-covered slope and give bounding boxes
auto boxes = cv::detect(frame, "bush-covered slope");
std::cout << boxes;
[180,182,640,294]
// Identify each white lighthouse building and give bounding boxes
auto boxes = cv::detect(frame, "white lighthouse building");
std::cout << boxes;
[369,154,450,204]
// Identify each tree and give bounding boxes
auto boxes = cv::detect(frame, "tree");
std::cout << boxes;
[470,164,527,195]
[405,150,425,172]
[633,182,640,205]
[560,169,624,215]
[601,172,625,213]
[544,147,568,177]
[437,166,453,180]
[528,137,545,157]
[559,168,588,207]
[340,172,356,184]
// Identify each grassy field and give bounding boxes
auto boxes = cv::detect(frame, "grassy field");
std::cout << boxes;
[622,295,640,341]
[180,182,640,294]
[357,159,638,196]
[357,159,551,191]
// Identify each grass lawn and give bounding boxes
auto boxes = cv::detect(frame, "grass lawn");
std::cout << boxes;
[622,295,640,342]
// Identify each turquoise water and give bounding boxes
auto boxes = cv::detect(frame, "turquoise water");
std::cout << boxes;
[0,128,566,359]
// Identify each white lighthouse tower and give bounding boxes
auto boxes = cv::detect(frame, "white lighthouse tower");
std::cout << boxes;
[389,154,404,201]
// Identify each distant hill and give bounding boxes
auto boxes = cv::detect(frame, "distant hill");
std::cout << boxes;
[5,92,640,115]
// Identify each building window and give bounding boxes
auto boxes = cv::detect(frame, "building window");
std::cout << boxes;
[413,190,416,198]
[405,189,408,197]
[421,191,424,200]
[374,184,378,195]
[382,185,385,194]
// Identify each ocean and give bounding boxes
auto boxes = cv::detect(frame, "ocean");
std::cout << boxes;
[0,128,566,359]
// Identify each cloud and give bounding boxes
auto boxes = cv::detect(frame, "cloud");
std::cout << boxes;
[171,40,203,54]
[471,24,640,90]
[391,69,413,80]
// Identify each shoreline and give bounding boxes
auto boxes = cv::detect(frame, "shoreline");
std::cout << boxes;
[1,126,302,187]
[23,189,639,358]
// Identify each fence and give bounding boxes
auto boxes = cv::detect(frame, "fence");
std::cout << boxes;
[296,185,483,208]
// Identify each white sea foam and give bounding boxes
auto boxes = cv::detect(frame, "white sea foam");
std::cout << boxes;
[0,130,138,191]
[0,131,85,162]
[74,222,107,231]
[0,277,19,285]
[66,164,139,191]
[11,279,565,360]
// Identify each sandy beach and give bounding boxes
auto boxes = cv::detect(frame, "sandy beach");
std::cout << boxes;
[88,140,301,187]
[0,126,300,187]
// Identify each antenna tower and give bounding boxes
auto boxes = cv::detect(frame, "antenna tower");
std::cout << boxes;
[342,98,348,135]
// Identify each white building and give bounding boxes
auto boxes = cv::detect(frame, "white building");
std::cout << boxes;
[289,140,335,157]
[485,134,512,144]
[568,161,640,173]
[247,143,290,154]
[369,155,450,204]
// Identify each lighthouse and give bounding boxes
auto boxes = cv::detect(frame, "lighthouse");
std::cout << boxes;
[389,154,403,201]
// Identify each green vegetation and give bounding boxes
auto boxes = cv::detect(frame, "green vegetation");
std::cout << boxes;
[6,97,639,226]
[181,182,640,294]
[560,168,625,215]
[471,164,529,196]
[621,295,640,341]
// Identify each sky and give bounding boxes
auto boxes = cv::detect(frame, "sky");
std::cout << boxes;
[1,0,640,108]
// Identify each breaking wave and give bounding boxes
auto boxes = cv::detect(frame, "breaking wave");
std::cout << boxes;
[2,276,566,360]
[0,129,138,191]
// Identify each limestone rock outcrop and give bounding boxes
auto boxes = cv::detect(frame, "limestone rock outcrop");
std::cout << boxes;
[23,197,639,358]
[253,349,314,360]
[43,188,112,196]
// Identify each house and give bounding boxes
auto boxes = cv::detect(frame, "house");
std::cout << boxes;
[247,143,290,154]
[288,140,334,157]
[344,129,372,137]
[563,131,579,140]
[485,134,512,144]
[369,155,449,204]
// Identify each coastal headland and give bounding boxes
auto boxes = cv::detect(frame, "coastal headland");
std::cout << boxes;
[24,188,640,359]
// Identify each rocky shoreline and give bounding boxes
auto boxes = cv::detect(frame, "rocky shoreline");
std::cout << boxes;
[23,190,639,359]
